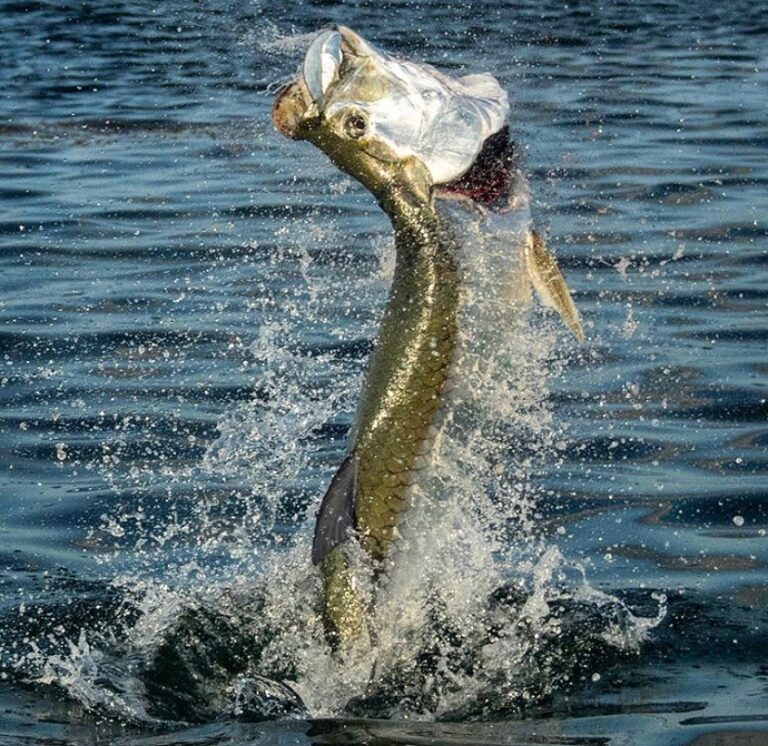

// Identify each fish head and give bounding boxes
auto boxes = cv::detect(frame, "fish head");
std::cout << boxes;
[272,27,510,210]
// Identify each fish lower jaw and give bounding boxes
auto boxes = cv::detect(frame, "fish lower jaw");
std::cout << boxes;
[271,77,316,139]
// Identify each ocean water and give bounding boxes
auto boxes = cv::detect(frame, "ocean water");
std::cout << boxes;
[1,1,767,744]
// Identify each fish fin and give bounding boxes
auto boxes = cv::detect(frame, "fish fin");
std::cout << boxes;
[525,230,584,341]
[312,453,357,565]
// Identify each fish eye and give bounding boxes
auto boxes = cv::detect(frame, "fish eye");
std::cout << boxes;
[343,111,367,140]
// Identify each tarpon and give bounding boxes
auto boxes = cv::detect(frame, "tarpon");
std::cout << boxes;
[272,27,582,650]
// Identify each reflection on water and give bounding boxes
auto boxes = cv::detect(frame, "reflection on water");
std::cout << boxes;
[0,0,767,744]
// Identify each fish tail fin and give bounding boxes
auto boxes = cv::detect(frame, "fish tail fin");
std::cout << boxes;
[525,230,584,341]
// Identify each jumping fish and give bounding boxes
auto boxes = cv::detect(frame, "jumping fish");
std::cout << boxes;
[272,27,583,650]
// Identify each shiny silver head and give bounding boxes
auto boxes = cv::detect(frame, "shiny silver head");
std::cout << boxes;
[275,27,509,186]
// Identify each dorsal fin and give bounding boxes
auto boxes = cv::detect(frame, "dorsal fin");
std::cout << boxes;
[526,230,584,342]
[312,454,357,565]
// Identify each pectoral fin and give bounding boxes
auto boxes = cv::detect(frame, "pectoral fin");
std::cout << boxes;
[312,454,357,565]
[526,231,584,341]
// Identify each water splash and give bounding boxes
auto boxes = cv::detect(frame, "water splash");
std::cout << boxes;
[4,212,665,723]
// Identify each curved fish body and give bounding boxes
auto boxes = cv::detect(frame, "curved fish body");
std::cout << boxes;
[272,27,582,650]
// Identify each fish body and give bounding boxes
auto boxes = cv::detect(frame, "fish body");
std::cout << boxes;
[272,28,582,649]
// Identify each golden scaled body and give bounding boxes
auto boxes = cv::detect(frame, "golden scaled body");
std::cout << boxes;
[272,27,582,651]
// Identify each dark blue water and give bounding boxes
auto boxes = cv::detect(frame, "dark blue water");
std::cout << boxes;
[1,1,767,744]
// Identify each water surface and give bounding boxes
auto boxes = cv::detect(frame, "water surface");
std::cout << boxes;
[1,1,767,744]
